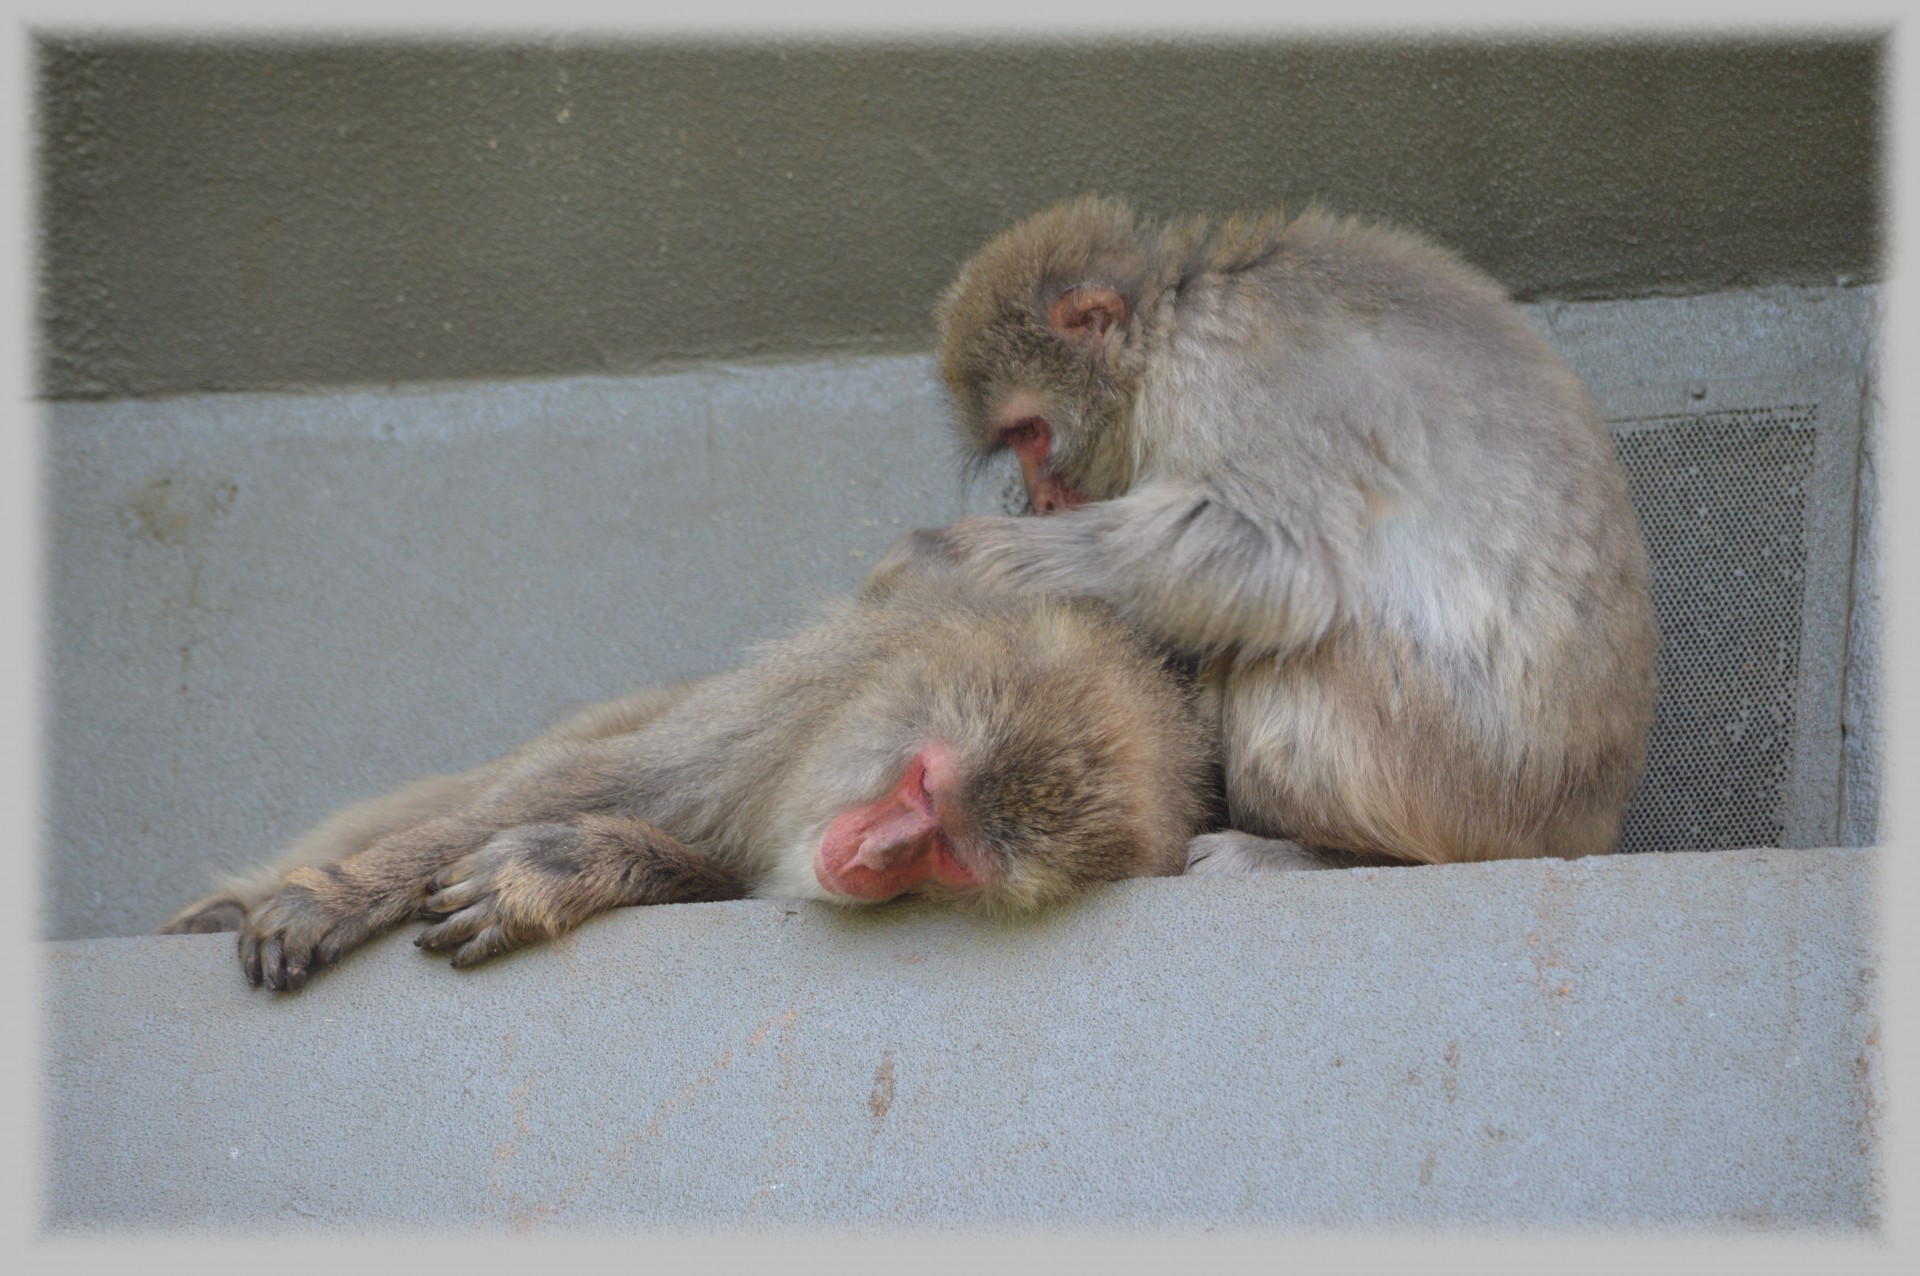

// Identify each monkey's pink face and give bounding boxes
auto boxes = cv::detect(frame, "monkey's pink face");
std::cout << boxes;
[813,742,995,902]
[992,392,1085,515]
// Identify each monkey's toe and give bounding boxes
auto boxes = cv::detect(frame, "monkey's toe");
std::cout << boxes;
[449,924,514,969]
[420,878,482,919]
[414,905,487,952]
[415,909,518,969]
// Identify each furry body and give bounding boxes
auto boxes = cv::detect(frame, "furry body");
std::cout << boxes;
[162,580,1216,989]
[872,198,1658,867]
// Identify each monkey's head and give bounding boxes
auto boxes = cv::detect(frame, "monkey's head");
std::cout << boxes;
[935,197,1158,513]
[797,589,1216,913]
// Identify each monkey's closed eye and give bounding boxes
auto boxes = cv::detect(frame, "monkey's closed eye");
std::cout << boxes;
[1000,418,1047,450]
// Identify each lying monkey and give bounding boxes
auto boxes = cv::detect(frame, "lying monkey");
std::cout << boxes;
[161,579,1218,991]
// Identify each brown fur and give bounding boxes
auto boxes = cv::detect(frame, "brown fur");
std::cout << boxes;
[161,579,1217,989]
[870,197,1658,869]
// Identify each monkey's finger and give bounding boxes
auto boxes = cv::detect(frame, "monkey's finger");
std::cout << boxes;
[422,879,483,917]
[450,924,514,970]
[281,947,312,992]
[240,931,264,987]
[415,905,489,951]
[259,933,287,991]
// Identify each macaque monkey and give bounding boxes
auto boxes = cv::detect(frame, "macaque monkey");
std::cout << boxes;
[868,197,1658,871]
[160,580,1217,990]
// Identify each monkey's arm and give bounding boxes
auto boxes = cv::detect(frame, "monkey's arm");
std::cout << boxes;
[235,729,718,989]
[163,685,698,939]
[870,481,1350,658]
[414,815,747,968]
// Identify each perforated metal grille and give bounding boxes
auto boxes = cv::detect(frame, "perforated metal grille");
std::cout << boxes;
[1612,407,1818,853]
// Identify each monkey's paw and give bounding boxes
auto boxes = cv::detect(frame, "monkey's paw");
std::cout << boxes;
[239,871,385,992]
[1183,831,1340,875]
[416,824,597,969]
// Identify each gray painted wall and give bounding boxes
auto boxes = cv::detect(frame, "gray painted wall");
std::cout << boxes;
[36,35,1883,399]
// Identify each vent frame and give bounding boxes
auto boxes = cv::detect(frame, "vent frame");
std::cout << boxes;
[1602,371,1863,851]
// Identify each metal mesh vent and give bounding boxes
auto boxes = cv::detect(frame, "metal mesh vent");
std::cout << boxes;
[1612,407,1819,853]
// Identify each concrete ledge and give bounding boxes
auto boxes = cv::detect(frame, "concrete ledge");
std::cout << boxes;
[42,846,1881,1235]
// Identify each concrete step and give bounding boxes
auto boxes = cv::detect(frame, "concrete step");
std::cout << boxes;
[43,846,1879,1234]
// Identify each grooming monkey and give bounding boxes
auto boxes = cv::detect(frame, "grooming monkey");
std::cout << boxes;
[868,197,1658,871]
[161,580,1217,990]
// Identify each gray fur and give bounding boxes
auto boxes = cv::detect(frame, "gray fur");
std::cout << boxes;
[162,579,1218,988]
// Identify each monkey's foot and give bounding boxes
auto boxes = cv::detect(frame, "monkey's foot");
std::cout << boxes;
[416,824,602,970]
[158,894,250,935]
[1183,831,1345,875]
[239,869,396,992]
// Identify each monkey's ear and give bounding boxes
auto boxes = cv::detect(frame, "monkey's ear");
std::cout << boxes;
[1048,286,1129,343]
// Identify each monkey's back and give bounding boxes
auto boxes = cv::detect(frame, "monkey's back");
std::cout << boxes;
[1157,212,1658,861]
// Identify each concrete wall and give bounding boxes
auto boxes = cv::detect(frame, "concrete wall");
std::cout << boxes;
[36,35,1884,399]
[42,847,1883,1234]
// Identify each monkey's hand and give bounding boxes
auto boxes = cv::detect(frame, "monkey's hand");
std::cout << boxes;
[860,526,967,600]
[239,867,396,992]
[1184,831,1345,874]
[415,817,744,969]
[414,824,601,969]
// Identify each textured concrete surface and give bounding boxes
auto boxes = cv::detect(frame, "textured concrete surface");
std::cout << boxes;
[35,36,1883,398]
[41,286,1878,942]
[41,846,1882,1235]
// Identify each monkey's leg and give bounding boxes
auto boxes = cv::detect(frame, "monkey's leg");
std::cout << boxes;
[415,814,746,970]
[1184,831,1405,875]
[239,812,500,991]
